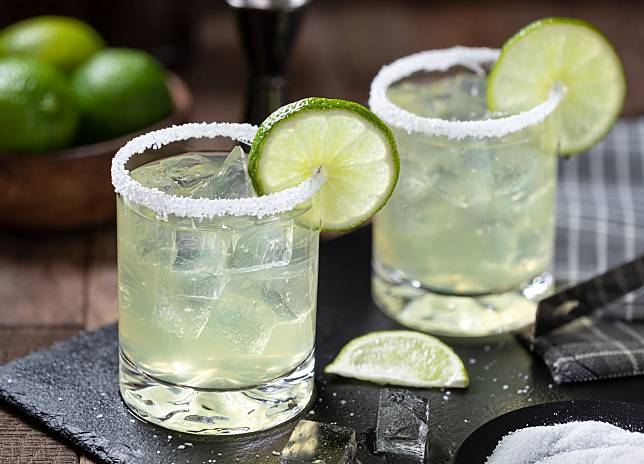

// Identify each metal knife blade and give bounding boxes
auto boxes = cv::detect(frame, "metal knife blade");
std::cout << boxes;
[533,254,644,338]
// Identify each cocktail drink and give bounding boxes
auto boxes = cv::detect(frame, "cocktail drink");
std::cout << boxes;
[370,48,563,337]
[112,123,323,434]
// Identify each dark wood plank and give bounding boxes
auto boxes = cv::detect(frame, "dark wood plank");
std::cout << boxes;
[0,233,88,326]
[0,326,81,464]
[84,228,117,331]
[0,326,80,364]
[79,456,98,464]
[0,413,78,464]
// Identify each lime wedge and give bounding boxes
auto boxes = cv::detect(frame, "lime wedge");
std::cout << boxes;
[488,17,626,155]
[248,98,399,231]
[324,331,469,388]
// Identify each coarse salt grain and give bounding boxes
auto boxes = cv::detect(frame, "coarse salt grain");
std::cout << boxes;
[111,122,325,219]
[486,421,644,464]
[369,47,563,140]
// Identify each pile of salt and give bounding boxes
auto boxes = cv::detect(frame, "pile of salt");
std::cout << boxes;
[486,421,644,464]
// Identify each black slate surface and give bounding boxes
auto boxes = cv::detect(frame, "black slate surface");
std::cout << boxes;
[3,226,644,464]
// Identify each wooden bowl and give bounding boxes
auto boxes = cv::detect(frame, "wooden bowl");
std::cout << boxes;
[0,73,192,230]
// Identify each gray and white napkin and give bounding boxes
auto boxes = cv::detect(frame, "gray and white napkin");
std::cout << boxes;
[535,116,644,383]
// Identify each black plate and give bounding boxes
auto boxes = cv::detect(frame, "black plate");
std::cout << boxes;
[455,400,644,464]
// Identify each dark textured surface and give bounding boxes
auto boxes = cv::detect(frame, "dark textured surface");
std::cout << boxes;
[3,226,644,464]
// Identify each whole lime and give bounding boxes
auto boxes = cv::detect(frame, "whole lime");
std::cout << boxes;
[0,57,78,152]
[0,16,105,74]
[71,48,172,142]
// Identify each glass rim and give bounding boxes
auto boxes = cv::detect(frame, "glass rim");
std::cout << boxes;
[118,193,314,229]
[368,46,563,140]
[111,122,325,220]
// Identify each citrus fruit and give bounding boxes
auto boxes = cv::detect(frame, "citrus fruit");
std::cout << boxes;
[0,15,105,73]
[71,48,172,142]
[324,330,469,388]
[488,17,626,155]
[248,98,399,232]
[0,57,78,152]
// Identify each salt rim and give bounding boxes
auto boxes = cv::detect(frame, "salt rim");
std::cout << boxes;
[369,46,564,139]
[111,122,325,219]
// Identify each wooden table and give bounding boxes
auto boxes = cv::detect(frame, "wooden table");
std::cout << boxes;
[2,1,644,462]
[0,228,116,463]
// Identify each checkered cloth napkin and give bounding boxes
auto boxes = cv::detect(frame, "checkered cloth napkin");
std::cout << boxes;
[534,116,644,383]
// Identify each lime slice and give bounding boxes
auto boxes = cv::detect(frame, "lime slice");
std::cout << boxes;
[248,98,399,231]
[324,330,469,388]
[488,17,626,155]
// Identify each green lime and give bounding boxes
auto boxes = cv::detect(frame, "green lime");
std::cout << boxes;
[248,98,400,232]
[71,48,172,143]
[0,16,105,74]
[324,330,469,388]
[0,57,78,152]
[488,17,626,155]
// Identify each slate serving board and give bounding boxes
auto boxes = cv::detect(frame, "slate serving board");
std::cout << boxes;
[0,323,299,464]
[3,226,644,464]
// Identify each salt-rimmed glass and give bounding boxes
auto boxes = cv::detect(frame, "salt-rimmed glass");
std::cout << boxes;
[112,123,322,434]
[369,47,562,338]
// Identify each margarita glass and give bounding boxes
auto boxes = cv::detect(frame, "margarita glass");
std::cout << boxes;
[369,47,562,337]
[112,123,323,434]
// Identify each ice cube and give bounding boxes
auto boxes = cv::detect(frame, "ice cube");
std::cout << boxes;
[152,230,230,338]
[426,147,492,208]
[491,145,540,199]
[119,200,168,266]
[131,153,222,196]
[262,280,299,320]
[387,72,487,121]
[193,146,256,199]
[448,73,487,120]
[261,261,316,321]
[208,281,278,353]
[375,389,430,461]
[387,78,450,119]
[279,420,357,464]
[230,219,294,273]
[153,294,213,338]
[161,153,223,190]
[165,230,230,299]
[396,161,430,200]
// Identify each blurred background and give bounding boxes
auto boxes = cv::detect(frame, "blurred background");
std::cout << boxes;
[2,0,643,122]
[0,0,642,229]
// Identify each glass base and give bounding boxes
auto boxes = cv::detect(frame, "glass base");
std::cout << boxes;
[372,261,553,338]
[119,351,314,435]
